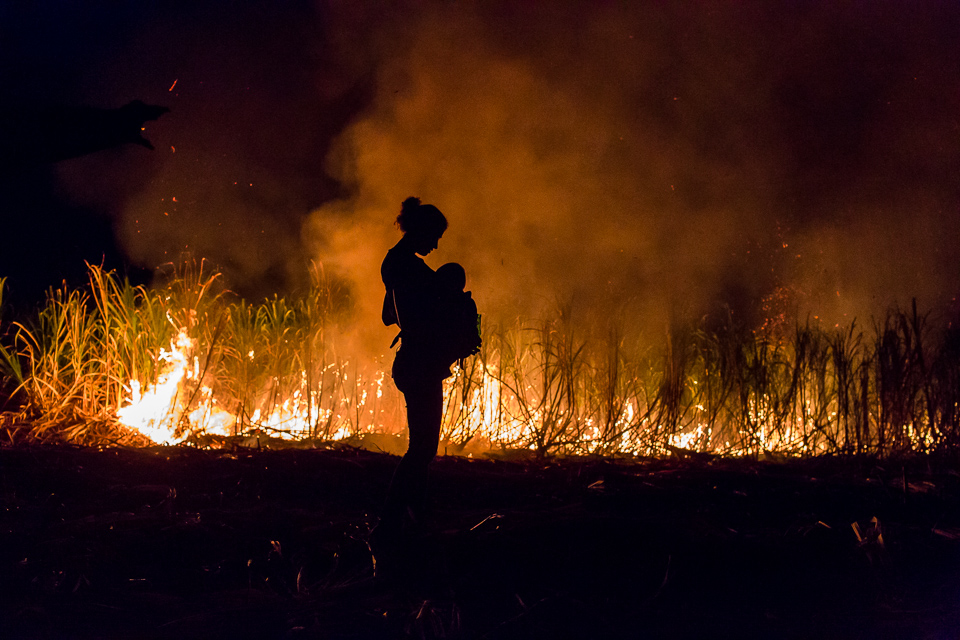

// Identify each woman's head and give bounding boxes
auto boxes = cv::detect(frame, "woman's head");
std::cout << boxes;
[397,196,447,255]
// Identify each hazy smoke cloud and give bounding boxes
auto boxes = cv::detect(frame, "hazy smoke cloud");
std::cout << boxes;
[308,2,960,342]
[8,2,956,332]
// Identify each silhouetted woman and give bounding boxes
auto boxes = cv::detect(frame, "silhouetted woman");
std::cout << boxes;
[377,196,450,538]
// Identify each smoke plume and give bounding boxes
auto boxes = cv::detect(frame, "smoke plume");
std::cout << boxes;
[6,2,957,334]
[307,2,960,344]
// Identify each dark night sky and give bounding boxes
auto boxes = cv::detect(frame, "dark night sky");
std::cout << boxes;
[1,1,958,333]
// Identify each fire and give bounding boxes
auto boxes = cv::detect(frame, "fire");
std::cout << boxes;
[8,266,952,457]
[116,326,394,446]
[116,329,234,444]
[111,328,868,456]
[110,323,937,457]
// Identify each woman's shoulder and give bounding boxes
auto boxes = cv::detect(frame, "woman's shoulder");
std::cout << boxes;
[382,247,433,286]
[381,246,405,279]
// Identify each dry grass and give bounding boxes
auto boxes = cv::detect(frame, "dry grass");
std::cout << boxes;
[1,263,958,456]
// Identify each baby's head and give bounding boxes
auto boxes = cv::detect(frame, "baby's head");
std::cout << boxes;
[436,262,466,292]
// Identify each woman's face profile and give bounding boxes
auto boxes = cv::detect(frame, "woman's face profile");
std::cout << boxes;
[413,231,442,256]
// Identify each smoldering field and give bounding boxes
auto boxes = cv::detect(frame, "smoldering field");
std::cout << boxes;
[3,3,960,452]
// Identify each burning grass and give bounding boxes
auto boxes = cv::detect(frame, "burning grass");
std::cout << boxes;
[0,263,958,457]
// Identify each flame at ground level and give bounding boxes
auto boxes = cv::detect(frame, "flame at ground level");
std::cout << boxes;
[114,322,942,456]
[116,328,361,446]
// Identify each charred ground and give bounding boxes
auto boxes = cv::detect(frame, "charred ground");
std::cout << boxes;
[2,445,959,639]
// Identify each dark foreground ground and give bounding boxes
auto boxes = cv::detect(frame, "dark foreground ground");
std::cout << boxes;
[2,444,959,639]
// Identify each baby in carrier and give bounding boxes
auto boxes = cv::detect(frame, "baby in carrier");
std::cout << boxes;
[435,262,482,366]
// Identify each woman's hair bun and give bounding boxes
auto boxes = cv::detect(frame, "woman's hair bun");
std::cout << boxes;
[401,196,422,214]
